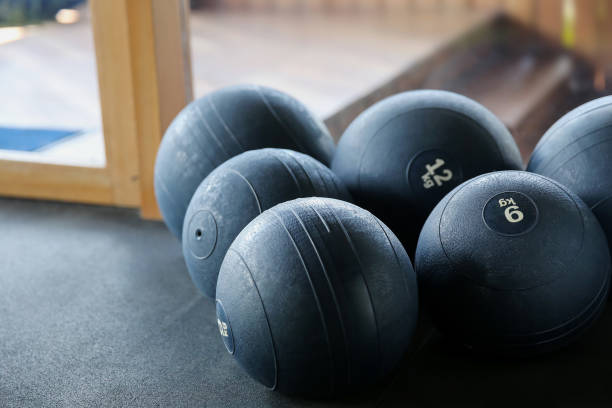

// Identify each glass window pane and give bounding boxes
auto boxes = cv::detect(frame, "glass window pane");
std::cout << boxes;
[0,0,104,167]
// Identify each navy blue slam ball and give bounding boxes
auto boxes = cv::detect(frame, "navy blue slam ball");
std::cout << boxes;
[155,84,335,239]
[528,96,612,256]
[215,198,418,396]
[416,171,610,353]
[332,90,522,249]
[182,148,351,298]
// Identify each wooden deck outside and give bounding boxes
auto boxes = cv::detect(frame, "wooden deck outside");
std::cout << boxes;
[0,5,493,166]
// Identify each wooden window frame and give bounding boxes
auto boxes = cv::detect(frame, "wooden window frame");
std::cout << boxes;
[0,0,192,219]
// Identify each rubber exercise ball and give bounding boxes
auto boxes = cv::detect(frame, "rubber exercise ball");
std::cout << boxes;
[415,171,610,353]
[527,96,612,256]
[331,90,522,250]
[183,148,351,298]
[154,84,335,239]
[215,197,418,396]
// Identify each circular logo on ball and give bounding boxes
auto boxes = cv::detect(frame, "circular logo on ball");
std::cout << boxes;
[187,210,218,259]
[216,300,235,354]
[483,191,539,236]
[406,149,463,207]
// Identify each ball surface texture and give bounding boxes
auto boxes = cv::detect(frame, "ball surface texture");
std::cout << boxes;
[331,90,522,250]
[183,148,351,298]
[215,197,418,396]
[155,84,335,238]
[415,171,610,353]
[527,96,612,256]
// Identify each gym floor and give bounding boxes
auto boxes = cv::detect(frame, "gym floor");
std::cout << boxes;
[2,196,612,407]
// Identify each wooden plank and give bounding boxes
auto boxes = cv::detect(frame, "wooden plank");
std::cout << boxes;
[382,0,409,11]
[503,0,534,24]
[123,0,164,219]
[90,0,192,219]
[473,0,503,10]
[574,0,599,56]
[0,161,114,204]
[141,0,192,219]
[152,0,193,134]
[90,0,141,207]
[322,10,499,139]
[535,0,562,41]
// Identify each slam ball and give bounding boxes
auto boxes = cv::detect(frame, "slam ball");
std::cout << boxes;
[215,197,418,396]
[527,96,612,255]
[154,84,336,239]
[416,171,610,353]
[182,148,351,298]
[332,90,522,249]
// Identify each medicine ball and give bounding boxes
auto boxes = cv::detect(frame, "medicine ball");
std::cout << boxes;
[183,148,351,298]
[331,90,522,250]
[415,171,610,354]
[154,84,336,239]
[527,96,612,256]
[215,197,418,396]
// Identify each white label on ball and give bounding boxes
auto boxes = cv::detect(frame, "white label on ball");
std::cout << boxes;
[217,318,229,337]
[498,197,524,223]
[483,192,538,236]
[421,158,454,189]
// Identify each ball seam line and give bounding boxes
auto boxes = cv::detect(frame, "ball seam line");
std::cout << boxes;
[254,85,308,154]
[327,203,382,380]
[207,95,246,152]
[534,123,612,174]
[227,169,262,214]
[285,150,318,196]
[371,215,416,312]
[462,264,610,346]
[269,209,336,395]
[533,173,586,256]
[290,206,352,386]
[227,247,279,390]
[532,98,612,157]
[193,101,233,161]
[269,151,303,196]
[591,193,612,211]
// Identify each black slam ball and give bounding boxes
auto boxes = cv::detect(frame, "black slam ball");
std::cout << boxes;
[527,96,612,256]
[154,84,336,239]
[182,148,351,298]
[331,90,522,250]
[215,197,418,396]
[415,171,610,353]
